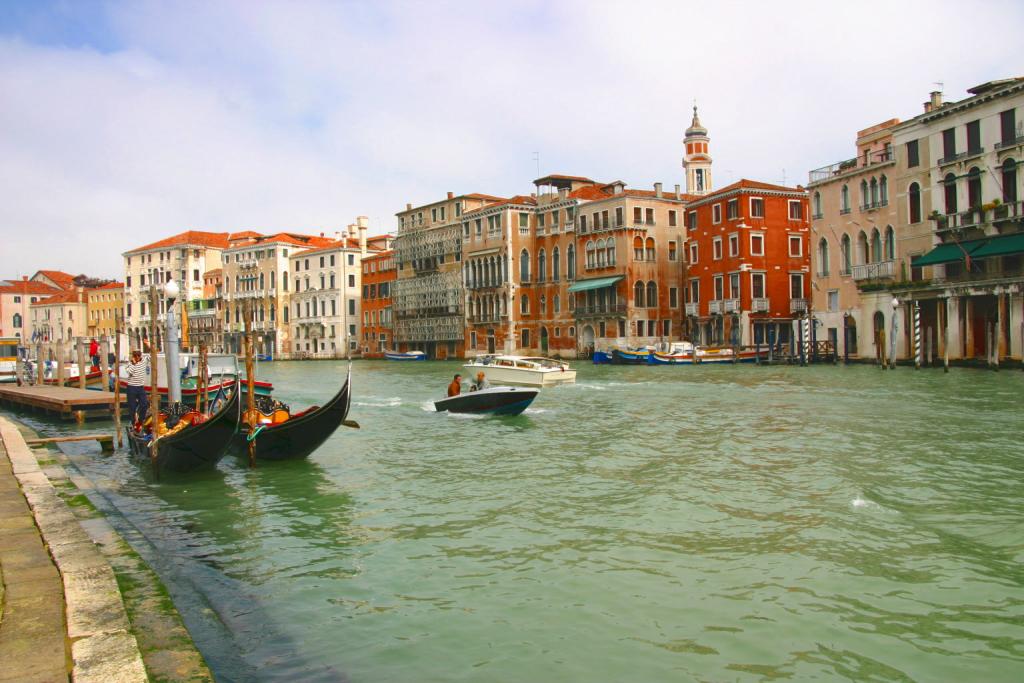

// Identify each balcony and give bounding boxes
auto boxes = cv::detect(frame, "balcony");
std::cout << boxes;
[684,302,698,316]
[859,199,889,212]
[807,148,894,184]
[790,298,808,313]
[851,260,895,281]
[574,302,627,317]
[839,207,852,215]
[709,300,723,314]
[724,298,739,313]
[751,297,770,312]
[994,135,1024,151]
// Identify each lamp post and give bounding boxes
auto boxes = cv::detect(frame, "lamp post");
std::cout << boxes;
[164,279,182,405]
[889,296,899,370]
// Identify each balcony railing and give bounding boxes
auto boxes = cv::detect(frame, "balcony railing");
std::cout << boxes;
[724,298,739,313]
[938,152,965,166]
[574,302,627,317]
[790,298,808,313]
[839,207,852,215]
[859,199,889,212]
[851,260,895,281]
[933,201,1024,230]
[709,300,723,314]
[995,135,1024,150]
[685,302,698,316]
[751,298,770,312]
[808,149,894,184]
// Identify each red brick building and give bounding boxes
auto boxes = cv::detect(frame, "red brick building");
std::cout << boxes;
[361,250,396,357]
[684,180,811,348]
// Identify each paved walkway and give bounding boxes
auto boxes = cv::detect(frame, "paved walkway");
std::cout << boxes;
[0,416,147,683]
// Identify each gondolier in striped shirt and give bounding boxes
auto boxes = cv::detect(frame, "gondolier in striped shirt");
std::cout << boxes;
[124,349,149,424]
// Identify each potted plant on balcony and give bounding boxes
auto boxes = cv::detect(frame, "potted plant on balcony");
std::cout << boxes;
[929,210,947,230]
[991,198,1009,220]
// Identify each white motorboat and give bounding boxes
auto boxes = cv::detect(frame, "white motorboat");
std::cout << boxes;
[463,355,576,387]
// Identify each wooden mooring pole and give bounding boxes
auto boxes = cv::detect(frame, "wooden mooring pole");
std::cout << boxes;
[244,302,256,468]
[148,286,160,475]
[56,340,65,385]
[113,314,122,448]
[77,337,88,389]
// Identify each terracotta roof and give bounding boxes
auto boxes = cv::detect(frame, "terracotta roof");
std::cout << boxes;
[228,230,263,240]
[569,185,612,201]
[287,236,388,259]
[534,174,596,184]
[86,281,124,291]
[125,230,231,254]
[364,250,395,261]
[713,179,804,194]
[34,270,77,290]
[203,268,223,277]
[0,280,63,296]
[31,290,86,306]
[462,195,537,217]
[461,193,505,201]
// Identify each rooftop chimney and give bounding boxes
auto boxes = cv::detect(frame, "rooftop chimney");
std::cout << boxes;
[406,203,412,211]
[357,216,369,256]
[654,182,663,198]
[348,223,357,239]
[929,90,943,111]
[674,184,681,199]
[558,188,568,201]
[447,191,454,200]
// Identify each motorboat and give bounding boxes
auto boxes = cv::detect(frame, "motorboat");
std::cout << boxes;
[463,355,575,387]
[124,380,241,476]
[0,337,17,383]
[611,346,652,364]
[235,365,353,461]
[118,352,273,402]
[434,386,538,416]
[385,350,427,361]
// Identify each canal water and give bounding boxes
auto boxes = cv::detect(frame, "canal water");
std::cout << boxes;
[6,362,1023,682]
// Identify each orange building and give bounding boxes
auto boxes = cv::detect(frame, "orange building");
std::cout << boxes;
[684,180,811,348]
[361,250,396,357]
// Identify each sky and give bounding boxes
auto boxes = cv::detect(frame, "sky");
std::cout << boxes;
[1,0,1021,280]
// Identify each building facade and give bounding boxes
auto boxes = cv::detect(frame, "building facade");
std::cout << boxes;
[222,232,335,357]
[685,180,811,348]
[807,119,901,359]
[30,288,88,343]
[361,250,396,357]
[122,231,229,350]
[393,193,501,359]
[0,277,61,340]
[86,282,125,337]
[186,269,224,351]
[893,79,1024,363]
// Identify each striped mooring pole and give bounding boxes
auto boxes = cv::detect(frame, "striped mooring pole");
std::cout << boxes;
[913,300,921,370]
[802,315,811,365]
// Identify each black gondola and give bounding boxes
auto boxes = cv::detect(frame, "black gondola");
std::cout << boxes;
[234,365,352,461]
[125,380,241,475]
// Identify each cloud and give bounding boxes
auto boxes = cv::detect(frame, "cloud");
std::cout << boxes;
[1,0,1021,278]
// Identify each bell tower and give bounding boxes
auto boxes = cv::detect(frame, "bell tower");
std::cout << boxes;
[683,105,712,195]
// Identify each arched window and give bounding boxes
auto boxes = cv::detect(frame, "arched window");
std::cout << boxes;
[880,175,888,205]
[12,313,21,328]
[552,246,561,281]
[538,249,547,282]
[861,179,869,208]
[520,294,529,314]
[586,240,596,268]
[857,231,869,265]
[967,167,982,209]
[841,234,852,274]
[633,236,644,260]
[259,272,265,289]
[818,238,829,276]
[841,185,850,212]
[283,271,289,291]
[633,280,645,307]
[885,226,895,261]
[553,294,560,312]
[909,182,922,223]
[567,244,576,279]
[870,177,879,206]
[645,238,655,261]
[520,249,530,282]
[607,239,616,266]
[944,173,958,214]
[596,239,606,267]
[521,328,530,348]
[646,281,657,308]
[540,295,547,314]
[813,191,822,217]
[1002,158,1018,204]
[871,228,882,263]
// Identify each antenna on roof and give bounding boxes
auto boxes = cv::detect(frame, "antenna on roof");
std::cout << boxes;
[532,152,540,179]
[933,81,944,93]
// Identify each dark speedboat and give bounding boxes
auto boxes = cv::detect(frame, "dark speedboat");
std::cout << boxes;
[235,365,353,461]
[125,380,241,476]
[434,386,538,416]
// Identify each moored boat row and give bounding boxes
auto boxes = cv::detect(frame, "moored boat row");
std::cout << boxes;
[599,342,767,365]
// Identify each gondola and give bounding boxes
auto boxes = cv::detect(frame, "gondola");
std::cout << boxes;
[234,365,352,461]
[434,386,538,416]
[125,380,241,475]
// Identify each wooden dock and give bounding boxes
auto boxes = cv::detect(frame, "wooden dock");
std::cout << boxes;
[0,384,123,421]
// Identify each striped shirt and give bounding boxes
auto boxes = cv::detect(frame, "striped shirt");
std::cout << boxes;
[124,359,149,387]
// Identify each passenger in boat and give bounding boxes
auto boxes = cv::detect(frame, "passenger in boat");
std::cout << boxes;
[471,371,489,391]
[125,350,149,423]
[447,374,462,397]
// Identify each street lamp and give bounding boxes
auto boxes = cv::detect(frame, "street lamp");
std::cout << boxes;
[164,279,182,404]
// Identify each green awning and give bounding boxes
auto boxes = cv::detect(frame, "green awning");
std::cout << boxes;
[567,275,624,292]
[911,240,987,267]
[971,232,1024,258]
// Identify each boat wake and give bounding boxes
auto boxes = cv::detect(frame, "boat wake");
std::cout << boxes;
[523,407,548,414]
[355,397,402,408]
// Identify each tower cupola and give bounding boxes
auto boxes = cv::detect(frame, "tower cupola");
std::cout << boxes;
[683,105,713,195]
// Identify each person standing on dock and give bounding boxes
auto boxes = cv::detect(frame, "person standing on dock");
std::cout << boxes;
[124,349,149,423]
[88,338,100,369]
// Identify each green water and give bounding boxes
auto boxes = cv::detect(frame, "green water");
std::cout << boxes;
[11,361,1024,682]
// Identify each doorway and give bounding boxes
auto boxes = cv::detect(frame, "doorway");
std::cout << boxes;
[540,327,549,354]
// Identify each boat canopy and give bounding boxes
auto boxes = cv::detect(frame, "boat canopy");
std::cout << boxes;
[567,275,624,292]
